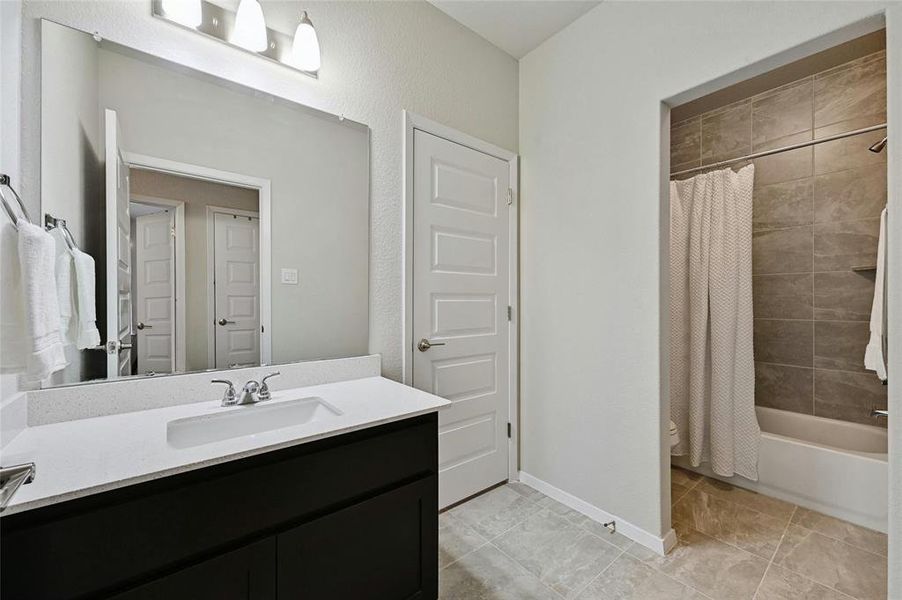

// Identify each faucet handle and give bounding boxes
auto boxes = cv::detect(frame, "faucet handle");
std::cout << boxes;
[259,372,281,401]
[211,379,237,406]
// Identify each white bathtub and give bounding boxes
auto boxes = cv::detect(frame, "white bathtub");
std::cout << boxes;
[672,406,888,532]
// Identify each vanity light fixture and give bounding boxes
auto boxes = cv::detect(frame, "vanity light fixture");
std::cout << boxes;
[152,0,319,79]
[290,11,320,73]
[160,0,202,28]
[231,0,268,52]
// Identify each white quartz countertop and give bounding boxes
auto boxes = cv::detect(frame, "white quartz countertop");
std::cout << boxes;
[0,377,449,516]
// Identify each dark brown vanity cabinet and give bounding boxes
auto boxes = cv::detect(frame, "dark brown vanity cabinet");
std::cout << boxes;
[109,538,277,600]
[1,413,438,600]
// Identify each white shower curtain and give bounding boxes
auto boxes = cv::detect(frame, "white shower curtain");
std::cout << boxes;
[670,164,760,481]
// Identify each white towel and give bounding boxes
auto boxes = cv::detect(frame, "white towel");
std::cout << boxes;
[16,220,69,381]
[71,248,101,349]
[0,221,28,373]
[864,208,887,381]
[50,228,76,343]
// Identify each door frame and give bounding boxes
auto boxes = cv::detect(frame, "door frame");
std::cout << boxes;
[206,205,262,369]
[401,110,520,482]
[123,153,272,367]
[130,193,186,372]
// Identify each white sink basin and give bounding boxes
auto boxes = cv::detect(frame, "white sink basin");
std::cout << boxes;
[167,397,343,449]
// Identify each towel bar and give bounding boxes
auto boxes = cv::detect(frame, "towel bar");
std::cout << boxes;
[0,462,36,512]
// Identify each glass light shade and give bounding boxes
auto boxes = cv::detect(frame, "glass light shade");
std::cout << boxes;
[161,0,202,28]
[290,13,321,72]
[231,0,268,53]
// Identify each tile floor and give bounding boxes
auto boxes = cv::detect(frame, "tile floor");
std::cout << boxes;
[438,469,888,600]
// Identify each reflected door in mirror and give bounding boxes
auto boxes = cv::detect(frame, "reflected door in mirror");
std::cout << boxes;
[213,212,260,369]
[105,109,134,378]
[135,211,175,374]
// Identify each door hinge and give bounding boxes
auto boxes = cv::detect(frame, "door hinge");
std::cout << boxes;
[507,305,512,321]
[506,187,514,206]
[507,422,512,438]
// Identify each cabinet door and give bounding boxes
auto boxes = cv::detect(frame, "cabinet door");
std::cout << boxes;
[110,538,275,600]
[278,476,437,600]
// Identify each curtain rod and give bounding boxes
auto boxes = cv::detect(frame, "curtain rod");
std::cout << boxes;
[670,123,887,178]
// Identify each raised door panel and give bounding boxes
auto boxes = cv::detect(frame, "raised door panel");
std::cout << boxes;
[109,538,276,600]
[213,212,260,368]
[277,476,437,600]
[136,212,175,374]
[412,129,510,508]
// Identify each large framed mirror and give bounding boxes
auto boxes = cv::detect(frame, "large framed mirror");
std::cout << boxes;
[40,19,370,388]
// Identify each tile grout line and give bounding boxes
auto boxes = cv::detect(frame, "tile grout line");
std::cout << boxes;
[440,484,540,572]
[486,536,567,599]
[670,474,701,506]
[464,484,630,598]
[810,91,816,419]
[438,539,490,573]
[618,522,725,600]
[754,268,882,276]
[751,504,798,599]
[481,500,629,595]
[690,474,888,558]
[566,547,627,599]
[682,479,880,599]
[681,474,793,525]
[622,534,720,600]
[760,536,861,599]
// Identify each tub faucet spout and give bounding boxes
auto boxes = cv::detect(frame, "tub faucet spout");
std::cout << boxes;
[871,408,888,418]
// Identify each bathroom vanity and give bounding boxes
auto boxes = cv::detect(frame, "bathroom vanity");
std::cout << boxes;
[3,18,449,600]
[1,376,447,599]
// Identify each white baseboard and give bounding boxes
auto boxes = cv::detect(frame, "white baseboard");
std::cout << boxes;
[518,471,676,556]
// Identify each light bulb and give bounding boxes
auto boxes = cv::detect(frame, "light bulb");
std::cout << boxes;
[161,0,202,28]
[232,0,268,53]
[290,11,320,72]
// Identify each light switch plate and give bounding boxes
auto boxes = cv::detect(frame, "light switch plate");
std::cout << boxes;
[281,268,299,285]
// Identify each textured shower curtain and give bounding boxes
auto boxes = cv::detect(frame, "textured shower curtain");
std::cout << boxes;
[670,164,760,481]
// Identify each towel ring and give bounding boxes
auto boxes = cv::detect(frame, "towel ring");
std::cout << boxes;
[0,174,33,230]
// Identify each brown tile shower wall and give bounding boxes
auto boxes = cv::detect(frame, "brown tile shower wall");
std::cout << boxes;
[671,51,888,427]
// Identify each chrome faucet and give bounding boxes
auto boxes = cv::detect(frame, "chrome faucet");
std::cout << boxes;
[211,379,238,406]
[212,372,281,407]
[238,380,261,405]
[259,372,280,401]
[872,408,888,419]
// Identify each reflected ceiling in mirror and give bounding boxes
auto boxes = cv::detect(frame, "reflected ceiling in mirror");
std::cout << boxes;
[39,19,370,389]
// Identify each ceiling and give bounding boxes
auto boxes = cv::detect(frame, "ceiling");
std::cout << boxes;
[427,0,601,59]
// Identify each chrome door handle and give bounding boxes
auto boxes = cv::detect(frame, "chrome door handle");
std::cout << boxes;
[218,318,236,326]
[136,322,152,330]
[417,338,446,352]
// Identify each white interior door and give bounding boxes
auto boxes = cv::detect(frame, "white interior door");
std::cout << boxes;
[104,108,132,378]
[412,129,511,508]
[135,211,175,374]
[213,212,260,368]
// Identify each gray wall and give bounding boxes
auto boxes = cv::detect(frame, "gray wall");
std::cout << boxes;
[519,0,898,550]
[671,50,888,427]
[40,20,106,385]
